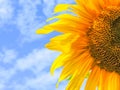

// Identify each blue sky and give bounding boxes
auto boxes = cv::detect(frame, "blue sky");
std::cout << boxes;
[0,0,87,90]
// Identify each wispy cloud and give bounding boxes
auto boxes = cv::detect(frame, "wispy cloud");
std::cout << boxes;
[12,48,86,90]
[16,0,43,43]
[13,48,65,90]
[15,48,59,71]
[0,49,17,64]
[42,0,56,18]
[24,70,67,90]
[0,0,14,27]
[0,48,66,90]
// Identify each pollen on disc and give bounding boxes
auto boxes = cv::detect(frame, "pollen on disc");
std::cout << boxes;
[87,7,120,74]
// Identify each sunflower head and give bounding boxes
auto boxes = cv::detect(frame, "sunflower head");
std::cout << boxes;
[37,0,120,90]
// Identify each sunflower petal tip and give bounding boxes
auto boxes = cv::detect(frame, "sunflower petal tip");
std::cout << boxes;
[54,4,71,13]
[36,28,46,34]
[50,71,54,76]
[50,68,55,75]
[56,81,60,88]
[36,28,53,34]
[46,18,53,22]
[36,29,41,34]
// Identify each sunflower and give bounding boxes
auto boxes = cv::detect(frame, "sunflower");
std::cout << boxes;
[37,0,120,90]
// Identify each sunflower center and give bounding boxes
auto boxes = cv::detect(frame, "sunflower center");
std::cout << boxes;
[88,7,120,74]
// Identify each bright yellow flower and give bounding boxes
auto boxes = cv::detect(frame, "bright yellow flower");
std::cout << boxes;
[37,0,120,90]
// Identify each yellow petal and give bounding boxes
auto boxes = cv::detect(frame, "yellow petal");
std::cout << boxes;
[46,42,71,53]
[58,50,91,83]
[54,4,71,13]
[50,52,71,75]
[46,33,79,52]
[105,0,120,6]
[66,53,93,90]
[36,25,54,34]
[104,72,120,90]
[85,65,100,90]
[110,72,120,90]
[75,0,98,17]
[87,0,105,13]
[98,69,106,90]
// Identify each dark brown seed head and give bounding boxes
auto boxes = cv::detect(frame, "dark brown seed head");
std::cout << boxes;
[88,7,120,74]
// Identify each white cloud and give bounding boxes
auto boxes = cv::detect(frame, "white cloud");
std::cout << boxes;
[7,70,67,90]
[0,68,15,81]
[0,48,61,89]
[8,48,64,90]
[42,0,56,17]
[15,48,60,72]
[14,48,86,90]
[0,49,17,63]
[16,0,43,43]
[13,48,70,90]
[14,48,67,90]
[19,0,41,5]
[0,0,14,26]
[24,70,67,90]
[0,67,16,90]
